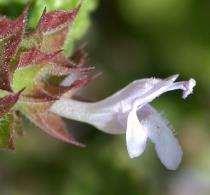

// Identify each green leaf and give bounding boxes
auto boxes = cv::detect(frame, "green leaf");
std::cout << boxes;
[12,65,42,92]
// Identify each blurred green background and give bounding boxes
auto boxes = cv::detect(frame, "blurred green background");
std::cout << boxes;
[0,0,210,194]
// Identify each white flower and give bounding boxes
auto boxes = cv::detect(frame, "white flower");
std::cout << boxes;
[50,74,196,170]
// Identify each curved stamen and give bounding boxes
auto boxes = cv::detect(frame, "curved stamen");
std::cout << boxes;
[168,78,196,99]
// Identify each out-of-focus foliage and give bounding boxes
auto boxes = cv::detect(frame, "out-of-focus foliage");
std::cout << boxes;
[117,0,210,87]
[0,114,13,149]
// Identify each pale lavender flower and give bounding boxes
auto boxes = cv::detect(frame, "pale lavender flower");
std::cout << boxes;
[50,74,196,170]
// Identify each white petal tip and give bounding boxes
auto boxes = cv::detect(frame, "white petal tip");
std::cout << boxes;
[126,108,148,160]
[182,78,196,99]
[164,149,183,170]
[126,138,147,159]
[127,147,145,158]
[159,142,183,170]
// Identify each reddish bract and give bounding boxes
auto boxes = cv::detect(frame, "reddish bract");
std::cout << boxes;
[0,89,24,118]
[0,4,95,149]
